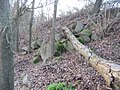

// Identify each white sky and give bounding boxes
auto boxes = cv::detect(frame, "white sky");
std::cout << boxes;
[27,0,109,17]
[58,0,86,11]
[33,0,87,17]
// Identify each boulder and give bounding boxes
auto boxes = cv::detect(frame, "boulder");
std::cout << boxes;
[55,33,63,41]
[39,43,52,61]
[31,41,40,50]
[80,29,92,37]
[65,41,74,51]
[21,46,28,51]
[32,55,42,64]
[31,39,43,50]
[22,74,28,85]
[20,46,28,55]
[74,21,84,33]
[81,35,91,43]
[20,51,27,55]
[69,22,77,29]
[54,51,61,57]
[36,39,43,46]
[55,41,66,55]
[77,37,85,44]
[22,74,31,88]
[91,34,100,41]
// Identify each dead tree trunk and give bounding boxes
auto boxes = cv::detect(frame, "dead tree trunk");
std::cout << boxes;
[62,26,120,90]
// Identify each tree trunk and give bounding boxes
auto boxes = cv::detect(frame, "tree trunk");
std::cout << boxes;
[93,0,102,14]
[28,0,35,53]
[16,0,20,52]
[62,26,120,90]
[12,0,20,52]
[50,0,58,57]
[0,0,14,90]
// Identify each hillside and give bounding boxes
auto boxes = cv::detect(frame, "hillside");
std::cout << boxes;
[14,10,120,90]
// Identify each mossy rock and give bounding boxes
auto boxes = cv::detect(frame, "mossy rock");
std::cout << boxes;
[55,41,66,53]
[32,55,42,64]
[62,41,67,49]
[77,37,85,44]
[55,41,66,57]
[81,35,91,43]
[66,41,74,51]
[53,56,62,62]
[54,51,61,57]
[80,29,92,37]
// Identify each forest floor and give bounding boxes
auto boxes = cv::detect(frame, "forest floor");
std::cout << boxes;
[14,11,120,90]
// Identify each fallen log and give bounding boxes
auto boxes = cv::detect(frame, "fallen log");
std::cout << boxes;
[62,26,120,90]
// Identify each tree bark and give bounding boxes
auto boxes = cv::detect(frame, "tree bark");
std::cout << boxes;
[12,0,20,52]
[28,0,35,53]
[0,0,14,90]
[62,26,120,90]
[16,0,20,52]
[50,0,58,57]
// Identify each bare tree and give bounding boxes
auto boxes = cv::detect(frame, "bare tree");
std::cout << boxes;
[28,0,35,53]
[93,0,103,14]
[50,0,58,57]
[0,0,14,90]
[12,0,29,52]
[12,0,20,52]
[16,0,20,52]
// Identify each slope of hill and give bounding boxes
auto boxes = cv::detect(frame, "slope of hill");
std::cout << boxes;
[14,10,120,90]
